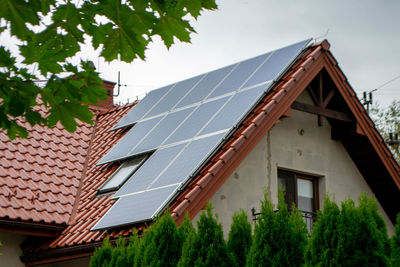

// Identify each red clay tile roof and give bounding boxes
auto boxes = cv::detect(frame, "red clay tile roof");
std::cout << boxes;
[46,103,135,248]
[0,106,93,226]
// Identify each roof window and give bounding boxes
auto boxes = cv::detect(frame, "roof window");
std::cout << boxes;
[98,155,147,194]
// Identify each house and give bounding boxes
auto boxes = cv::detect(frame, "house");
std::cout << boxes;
[0,39,399,267]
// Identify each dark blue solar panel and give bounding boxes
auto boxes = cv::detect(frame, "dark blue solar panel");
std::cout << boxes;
[129,107,195,156]
[92,184,179,230]
[243,40,310,89]
[95,39,312,229]
[114,144,186,197]
[145,75,205,118]
[149,133,225,189]
[98,116,163,164]
[200,84,269,135]
[175,65,235,108]
[207,53,270,99]
[113,85,172,129]
[165,97,229,144]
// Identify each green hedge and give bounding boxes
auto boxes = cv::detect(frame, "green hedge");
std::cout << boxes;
[90,194,397,267]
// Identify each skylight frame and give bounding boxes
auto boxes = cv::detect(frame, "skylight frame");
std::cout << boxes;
[98,155,148,194]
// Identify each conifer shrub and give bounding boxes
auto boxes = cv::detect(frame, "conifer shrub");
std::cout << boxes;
[307,195,390,266]
[305,196,341,266]
[246,192,308,267]
[227,210,252,267]
[178,204,236,267]
[141,212,182,267]
[177,213,196,251]
[392,213,400,267]
[108,236,129,267]
[126,231,141,267]
[89,237,113,267]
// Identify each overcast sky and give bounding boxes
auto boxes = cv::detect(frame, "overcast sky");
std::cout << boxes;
[3,0,399,107]
[85,0,398,107]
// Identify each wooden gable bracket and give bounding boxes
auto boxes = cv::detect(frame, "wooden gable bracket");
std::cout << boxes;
[291,71,353,124]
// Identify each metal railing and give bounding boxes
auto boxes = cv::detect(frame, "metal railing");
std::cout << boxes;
[251,208,317,234]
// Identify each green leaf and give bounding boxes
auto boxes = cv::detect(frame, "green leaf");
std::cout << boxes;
[153,15,194,48]
[181,0,202,18]
[0,47,15,67]
[0,0,39,39]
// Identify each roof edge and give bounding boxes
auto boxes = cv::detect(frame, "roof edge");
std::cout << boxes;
[0,218,65,237]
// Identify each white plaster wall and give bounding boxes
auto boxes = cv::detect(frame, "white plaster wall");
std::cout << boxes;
[0,232,27,267]
[194,91,394,237]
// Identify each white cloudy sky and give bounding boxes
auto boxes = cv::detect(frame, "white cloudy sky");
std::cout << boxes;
[83,0,399,107]
[2,0,399,107]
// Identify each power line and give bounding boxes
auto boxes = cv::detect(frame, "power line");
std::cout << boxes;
[369,73,400,93]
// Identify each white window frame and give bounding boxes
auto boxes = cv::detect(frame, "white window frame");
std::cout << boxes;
[98,155,147,194]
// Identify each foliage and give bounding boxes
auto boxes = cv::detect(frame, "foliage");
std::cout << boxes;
[178,204,236,267]
[305,196,341,266]
[227,210,252,267]
[0,0,217,139]
[126,231,142,267]
[306,195,390,266]
[89,237,113,267]
[392,213,400,267]
[141,212,182,267]
[371,100,400,162]
[246,192,308,267]
[107,236,130,267]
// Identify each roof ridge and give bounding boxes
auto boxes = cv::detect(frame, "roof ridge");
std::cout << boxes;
[68,115,100,225]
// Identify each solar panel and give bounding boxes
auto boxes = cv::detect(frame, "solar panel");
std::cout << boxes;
[149,132,225,189]
[145,75,205,118]
[242,41,309,89]
[95,39,312,229]
[113,85,172,129]
[92,184,179,230]
[98,116,163,165]
[115,143,186,197]
[207,52,271,99]
[200,83,269,136]
[175,64,236,108]
[128,107,195,156]
[164,97,229,144]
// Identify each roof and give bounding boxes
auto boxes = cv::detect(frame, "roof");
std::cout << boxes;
[16,40,400,265]
[47,104,135,246]
[0,103,93,231]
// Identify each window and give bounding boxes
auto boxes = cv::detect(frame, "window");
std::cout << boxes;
[277,169,319,213]
[98,155,147,193]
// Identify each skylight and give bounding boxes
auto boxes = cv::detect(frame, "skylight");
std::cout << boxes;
[98,155,147,193]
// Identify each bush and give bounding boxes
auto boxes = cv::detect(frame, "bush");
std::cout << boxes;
[228,210,252,267]
[392,213,400,267]
[306,196,341,266]
[141,212,182,267]
[307,195,390,266]
[90,237,113,267]
[246,192,308,267]
[178,204,236,267]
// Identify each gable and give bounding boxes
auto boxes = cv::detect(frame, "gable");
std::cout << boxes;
[201,89,394,235]
[171,41,400,226]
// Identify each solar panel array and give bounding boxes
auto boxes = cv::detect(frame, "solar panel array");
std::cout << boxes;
[92,39,311,230]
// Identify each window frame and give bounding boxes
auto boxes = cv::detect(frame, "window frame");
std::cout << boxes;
[98,155,148,194]
[277,169,320,212]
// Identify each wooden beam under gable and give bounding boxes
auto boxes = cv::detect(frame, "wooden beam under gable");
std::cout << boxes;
[291,101,353,122]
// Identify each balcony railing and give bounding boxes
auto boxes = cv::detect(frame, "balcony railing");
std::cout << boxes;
[251,208,317,234]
